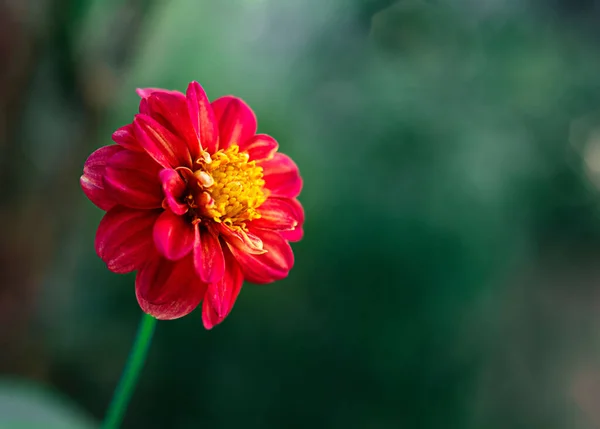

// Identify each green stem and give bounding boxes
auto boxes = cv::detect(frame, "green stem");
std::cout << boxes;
[102,313,157,429]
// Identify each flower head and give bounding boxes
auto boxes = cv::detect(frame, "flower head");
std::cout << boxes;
[81,82,303,329]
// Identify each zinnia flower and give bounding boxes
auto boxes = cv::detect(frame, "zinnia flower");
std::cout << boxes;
[80,82,303,329]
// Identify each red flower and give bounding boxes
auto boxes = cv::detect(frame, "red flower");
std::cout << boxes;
[81,82,303,329]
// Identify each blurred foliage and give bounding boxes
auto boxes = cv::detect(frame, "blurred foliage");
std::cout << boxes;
[0,379,95,429]
[4,0,600,428]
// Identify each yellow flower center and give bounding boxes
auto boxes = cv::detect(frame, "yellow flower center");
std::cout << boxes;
[191,144,266,227]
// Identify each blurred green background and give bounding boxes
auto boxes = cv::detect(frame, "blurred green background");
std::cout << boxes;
[4,0,600,428]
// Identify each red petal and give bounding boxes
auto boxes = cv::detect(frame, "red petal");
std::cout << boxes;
[136,88,184,99]
[216,223,265,254]
[193,225,225,283]
[159,169,188,215]
[95,207,159,273]
[259,153,302,198]
[202,248,243,329]
[136,252,208,320]
[134,114,192,169]
[112,124,143,152]
[239,134,278,161]
[211,96,257,150]
[251,198,299,231]
[80,145,124,211]
[104,149,163,209]
[278,198,304,242]
[287,197,305,224]
[280,226,304,242]
[228,228,294,284]
[139,98,150,115]
[186,81,217,153]
[146,92,200,160]
[153,210,195,261]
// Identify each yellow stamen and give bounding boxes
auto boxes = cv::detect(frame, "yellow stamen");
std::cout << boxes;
[195,144,266,226]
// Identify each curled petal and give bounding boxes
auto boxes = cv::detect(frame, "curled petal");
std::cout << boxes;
[259,153,302,198]
[146,92,200,160]
[159,169,188,215]
[193,225,225,283]
[202,248,243,329]
[81,145,123,210]
[153,210,195,261]
[228,228,294,284]
[104,150,163,209]
[211,96,257,150]
[95,207,159,273]
[252,198,299,231]
[112,124,142,152]
[186,81,217,153]
[176,166,195,182]
[216,223,265,255]
[136,252,208,320]
[134,114,192,169]
[240,134,278,161]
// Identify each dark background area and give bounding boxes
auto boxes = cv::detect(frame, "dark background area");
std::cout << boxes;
[3,0,600,427]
